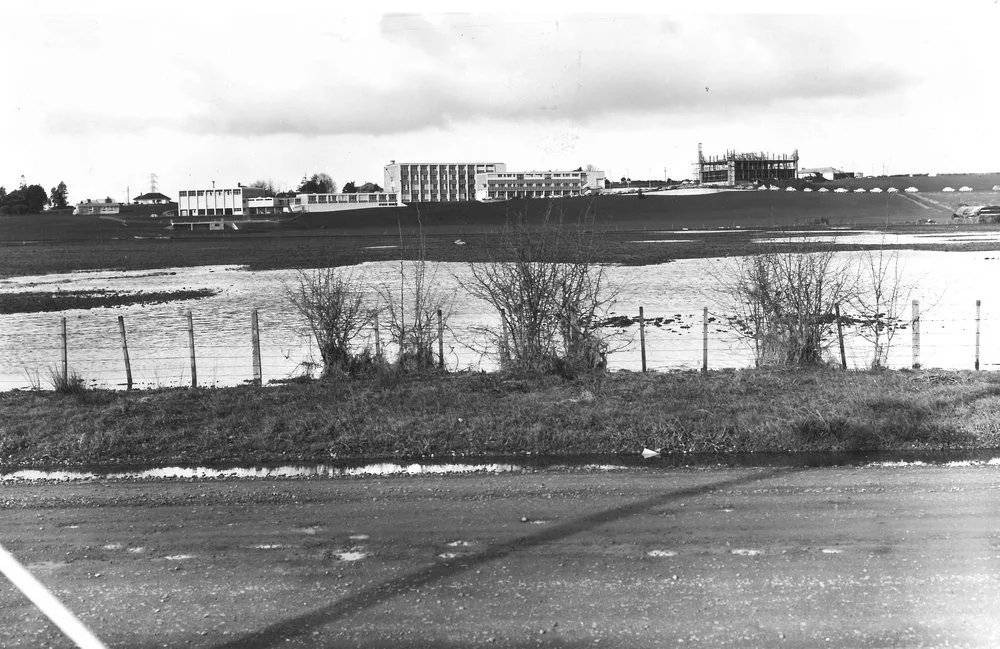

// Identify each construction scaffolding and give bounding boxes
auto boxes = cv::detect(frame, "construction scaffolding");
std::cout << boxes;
[694,144,799,186]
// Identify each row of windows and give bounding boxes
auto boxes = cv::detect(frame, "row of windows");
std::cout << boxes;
[488,182,581,189]
[487,190,580,198]
[178,208,243,217]
[178,189,243,197]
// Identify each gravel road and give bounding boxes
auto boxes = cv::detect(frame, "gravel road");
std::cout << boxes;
[1,464,999,648]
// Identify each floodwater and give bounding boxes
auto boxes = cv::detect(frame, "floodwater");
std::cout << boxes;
[3,232,1000,390]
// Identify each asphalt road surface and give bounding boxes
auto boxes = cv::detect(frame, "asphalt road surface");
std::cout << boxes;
[2,463,999,648]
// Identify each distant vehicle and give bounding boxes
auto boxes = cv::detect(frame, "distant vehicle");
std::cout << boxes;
[834,188,848,193]
[818,187,830,192]
[942,187,955,192]
[959,186,973,192]
[785,186,796,191]
[854,188,866,193]
[887,187,899,193]
[870,187,883,193]
[803,187,813,192]
[905,187,919,192]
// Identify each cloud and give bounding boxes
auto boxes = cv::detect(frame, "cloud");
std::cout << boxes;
[43,13,920,140]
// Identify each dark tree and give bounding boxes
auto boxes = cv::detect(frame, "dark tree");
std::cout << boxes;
[1,185,48,214]
[104,196,114,204]
[50,181,69,209]
[357,182,383,193]
[297,173,336,194]
[342,181,357,194]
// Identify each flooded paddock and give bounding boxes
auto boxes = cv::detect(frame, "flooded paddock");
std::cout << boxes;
[3,232,1000,389]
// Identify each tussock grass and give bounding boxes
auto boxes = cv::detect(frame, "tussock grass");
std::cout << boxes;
[1,368,999,469]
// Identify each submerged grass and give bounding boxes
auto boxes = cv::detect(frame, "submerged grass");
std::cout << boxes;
[1,367,999,469]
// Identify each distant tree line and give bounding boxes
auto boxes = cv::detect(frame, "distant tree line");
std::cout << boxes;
[248,174,382,198]
[0,179,69,215]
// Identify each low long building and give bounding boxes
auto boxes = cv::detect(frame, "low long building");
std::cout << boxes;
[474,169,605,201]
[289,192,401,212]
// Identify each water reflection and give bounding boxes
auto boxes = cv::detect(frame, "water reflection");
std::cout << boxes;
[2,451,998,482]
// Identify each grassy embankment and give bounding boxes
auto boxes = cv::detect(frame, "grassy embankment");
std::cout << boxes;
[0,191,989,278]
[2,367,999,470]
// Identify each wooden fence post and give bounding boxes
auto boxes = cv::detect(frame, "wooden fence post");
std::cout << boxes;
[373,313,382,361]
[500,308,509,369]
[251,309,262,386]
[835,303,847,370]
[437,308,444,370]
[639,306,647,373]
[187,310,198,388]
[702,307,709,372]
[118,315,133,391]
[60,316,68,385]
[911,299,921,370]
[975,300,981,371]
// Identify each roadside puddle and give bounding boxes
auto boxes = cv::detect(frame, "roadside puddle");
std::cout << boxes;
[0,462,528,482]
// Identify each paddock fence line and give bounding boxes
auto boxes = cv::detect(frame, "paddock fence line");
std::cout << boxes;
[0,299,994,391]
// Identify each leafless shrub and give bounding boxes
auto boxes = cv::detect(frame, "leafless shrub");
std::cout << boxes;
[462,204,617,377]
[377,209,455,372]
[286,267,375,378]
[848,242,913,369]
[718,242,856,367]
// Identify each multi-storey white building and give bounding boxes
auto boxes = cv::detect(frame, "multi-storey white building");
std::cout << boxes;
[383,161,506,203]
[474,170,605,201]
[290,192,401,213]
[177,186,265,217]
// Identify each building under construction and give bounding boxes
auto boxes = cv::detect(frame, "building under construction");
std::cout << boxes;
[694,144,799,186]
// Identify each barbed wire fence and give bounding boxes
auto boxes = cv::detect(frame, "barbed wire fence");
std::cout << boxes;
[0,298,993,392]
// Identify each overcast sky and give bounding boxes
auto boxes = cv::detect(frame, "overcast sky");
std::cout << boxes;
[2,0,998,203]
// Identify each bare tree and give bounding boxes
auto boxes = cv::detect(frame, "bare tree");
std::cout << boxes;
[377,209,455,371]
[848,242,912,369]
[286,267,374,378]
[462,204,616,376]
[248,179,277,197]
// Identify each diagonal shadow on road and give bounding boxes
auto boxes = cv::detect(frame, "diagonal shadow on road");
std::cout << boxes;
[212,466,803,649]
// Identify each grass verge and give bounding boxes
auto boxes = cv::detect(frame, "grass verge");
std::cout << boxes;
[1,367,999,470]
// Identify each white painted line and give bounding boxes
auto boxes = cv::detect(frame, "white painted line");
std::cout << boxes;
[0,542,108,649]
